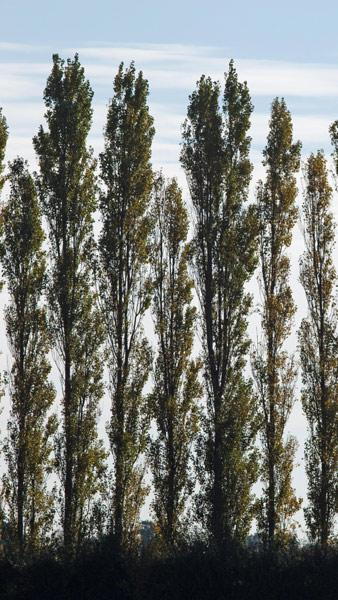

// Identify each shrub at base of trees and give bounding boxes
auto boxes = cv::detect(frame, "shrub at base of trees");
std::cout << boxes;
[0,542,337,600]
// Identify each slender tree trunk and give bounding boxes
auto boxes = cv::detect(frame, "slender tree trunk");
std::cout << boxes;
[114,434,124,549]
[268,354,276,545]
[268,450,276,543]
[212,415,224,545]
[17,439,25,556]
[64,351,73,552]
[167,427,175,545]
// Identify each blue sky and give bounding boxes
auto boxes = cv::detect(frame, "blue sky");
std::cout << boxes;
[1,0,338,533]
[1,0,338,63]
[0,0,337,169]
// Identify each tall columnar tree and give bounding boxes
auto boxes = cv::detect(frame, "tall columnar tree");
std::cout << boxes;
[0,158,56,557]
[299,151,338,548]
[0,108,8,547]
[252,98,302,547]
[181,61,259,546]
[0,109,8,278]
[150,174,201,549]
[0,108,7,189]
[0,108,8,382]
[98,62,154,550]
[33,54,106,555]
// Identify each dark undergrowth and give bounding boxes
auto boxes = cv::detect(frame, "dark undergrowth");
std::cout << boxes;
[0,541,336,600]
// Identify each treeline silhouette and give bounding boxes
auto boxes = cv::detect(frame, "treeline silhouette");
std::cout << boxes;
[0,540,337,599]
[0,54,336,599]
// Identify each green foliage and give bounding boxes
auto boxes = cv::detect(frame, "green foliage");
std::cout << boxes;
[329,120,338,175]
[0,108,8,191]
[0,107,8,401]
[181,61,259,545]
[0,49,335,562]
[0,158,56,557]
[0,540,337,600]
[252,98,302,546]
[98,62,155,549]
[33,54,106,555]
[149,174,202,549]
[299,151,338,547]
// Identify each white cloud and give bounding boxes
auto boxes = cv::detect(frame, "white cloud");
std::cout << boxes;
[1,102,45,132]
[4,136,36,166]
[239,59,338,98]
[0,63,49,99]
[0,62,49,74]
[0,42,44,52]
[68,44,338,97]
[1,43,338,99]
[152,141,180,164]
[65,43,217,64]
[0,75,42,100]
[252,113,334,147]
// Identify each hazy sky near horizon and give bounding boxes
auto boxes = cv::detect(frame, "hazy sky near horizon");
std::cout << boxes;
[0,1,338,533]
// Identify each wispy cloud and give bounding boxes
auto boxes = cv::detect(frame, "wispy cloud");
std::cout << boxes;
[65,43,218,63]
[0,63,49,100]
[71,44,338,97]
[240,60,338,98]
[252,113,334,146]
[0,42,45,52]
[2,102,45,131]
[0,42,337,175]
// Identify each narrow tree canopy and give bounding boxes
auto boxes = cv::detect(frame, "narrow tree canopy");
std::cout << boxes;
[0,157,56,558]
[181,61,259,546]
[299,151,338,548]
[33,54,106,555]
[150,173,202,549]
[253,97,302,547]
[98,61,155,550]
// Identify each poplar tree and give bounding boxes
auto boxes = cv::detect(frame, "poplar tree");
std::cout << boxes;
[0,108,7,189]
[0,158,56,557]
[299,151,338,548]
[252,98,302,547]
[0,109,8,276]
[181,61,259,546]
[150,174,201,549]
[0,108,8,548]
[98,62,154,550]
[0,107,8,372]
[33,54,106,555]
